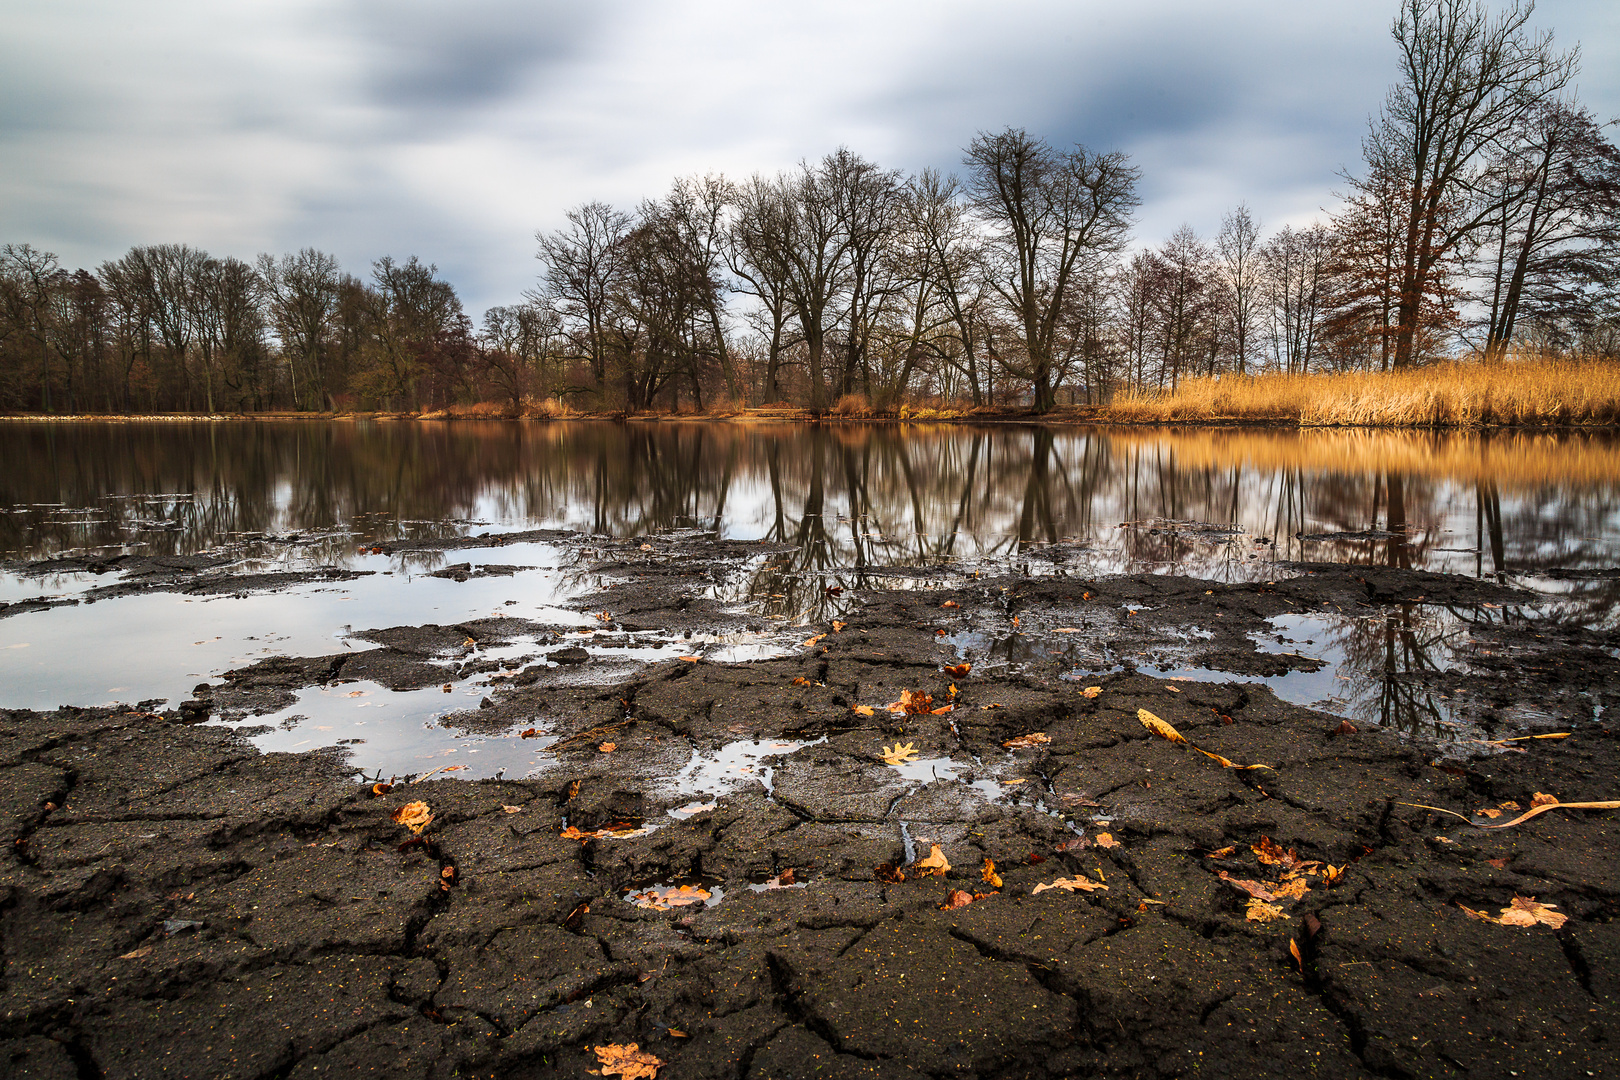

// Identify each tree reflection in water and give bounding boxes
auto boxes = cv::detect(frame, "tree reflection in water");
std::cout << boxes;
[3,420,1617,634]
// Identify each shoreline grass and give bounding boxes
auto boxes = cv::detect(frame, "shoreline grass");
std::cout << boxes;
[1099,356,1620,428]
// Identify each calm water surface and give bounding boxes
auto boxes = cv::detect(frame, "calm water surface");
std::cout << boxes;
[2,419,1615,778]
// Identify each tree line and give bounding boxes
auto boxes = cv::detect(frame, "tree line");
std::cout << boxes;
[2,0,1616,416]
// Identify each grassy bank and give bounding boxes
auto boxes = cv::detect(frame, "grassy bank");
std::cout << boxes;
[1101,356,1620,427]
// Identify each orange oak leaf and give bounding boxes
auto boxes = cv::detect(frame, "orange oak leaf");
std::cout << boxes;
[391,801,433,835]
[593,1043,664,1080]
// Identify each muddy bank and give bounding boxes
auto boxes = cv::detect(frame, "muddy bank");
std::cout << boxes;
[3,538,1619,1079]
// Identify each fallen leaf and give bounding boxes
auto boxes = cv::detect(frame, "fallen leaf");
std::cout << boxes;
[668,1029,689,1038]
[1478,807,1502,819]
[935,629,947,637]
[1289,937,1303,971]
[463,636,477,647]
[1003,732,1051,749]
[982,858,1003,888]
[519,728,540,739]
[914,844,951,875]
[1323,864,1346,884]
[595,611,612,622]
[980,703,1004,710]
[1462,895,1567,929]
[874,863,906,884]
[502,805,523,814]
[1218,872,1276,901]
[790,676,815,687]
[626,884,711,910]
[832,621,847,633]
[1272,877,1311,901]
[593,1043,664,1080]
[825,585,844,597]
[944,663,971,679]
[639,543,653,551]
[941,600,960,609]
[677,655,701,663]
[1487,857,1509,869]
[930,703,955,715]
[560,821,647,842]
[119,946,153,959]
[441,684,452,693]
[1206,846,1237,859]
[1194,746,1274,771]
[1094,833,1120,849]
[802,634,827,647]
[879,742,920,765]
[1032,876,1108,894]
[852,704,876,717]
[1138,709,1187,744]
[1245,899,1287,922]
[1252,837,1299,868]
[598,742,617,753]
[1499,895,1568,928]
[1398,796,1620,830]
[1166,686,1181,693]
[370,782,393,797]
[1082,686,1102,698]
[888,689,934,714]
[1052,627,1082,633]
[345,690,368,698]
[941,888,975,909]
[392,801,433,835]
[1011,616,1020,627]
[1499,801,1521,810]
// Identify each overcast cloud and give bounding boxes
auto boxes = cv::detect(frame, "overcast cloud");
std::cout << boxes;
[2,0,1615,314]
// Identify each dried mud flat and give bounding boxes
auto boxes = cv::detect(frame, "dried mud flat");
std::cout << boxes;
[4,536,1620,1080]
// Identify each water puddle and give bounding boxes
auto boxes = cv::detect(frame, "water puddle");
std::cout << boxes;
[668,737,826,809]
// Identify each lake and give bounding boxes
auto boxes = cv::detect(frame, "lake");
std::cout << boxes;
[3,419,1616,775]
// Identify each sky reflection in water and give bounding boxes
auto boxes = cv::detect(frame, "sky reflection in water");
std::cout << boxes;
[2,419,1616,776]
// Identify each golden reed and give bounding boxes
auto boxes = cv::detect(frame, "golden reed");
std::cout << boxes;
[1102,354,1620,428]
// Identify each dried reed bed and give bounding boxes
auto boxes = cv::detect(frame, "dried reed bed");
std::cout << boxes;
[1104,356,1620,428]
[1103,426,1620,490]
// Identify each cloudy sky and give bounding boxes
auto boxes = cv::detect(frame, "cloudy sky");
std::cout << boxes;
[3,0,1616,315]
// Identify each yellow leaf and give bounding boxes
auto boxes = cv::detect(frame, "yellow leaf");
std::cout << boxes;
[119,946,153,959]
[1289,937,1303,970]
[879,742,920,765]
[914,844,951,875]
[593,1043,664,1080]
[1138,709,1187,744]
[1052,627,1082,633]
[982,858,1002,888]
[941,600,960,608]
[852,704,876,716]
[1501,895,1567,928]
[1032,876,1108,894]
[677,655,701,663]
[1245,899,1287,922]
[627,884,711,910]
[1194,746,1274,771]
[1272,877,1311,901]
[887,688,933,714]
[502,805,523,814]
[391,800,433,835]
[1003,732,1051,749]
[832,621,847,633]
[790,676,814,686]
[1094,832,1120,849]
[944,663,971,679]
[802,633,827,647]
[598,742,617,753]
[1082,686,1102,698]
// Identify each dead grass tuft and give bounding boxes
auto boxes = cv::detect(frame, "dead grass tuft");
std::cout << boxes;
[1104,354,1620,428]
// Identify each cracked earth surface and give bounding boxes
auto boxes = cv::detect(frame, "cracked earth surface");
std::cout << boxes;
[3,537,1619,1079]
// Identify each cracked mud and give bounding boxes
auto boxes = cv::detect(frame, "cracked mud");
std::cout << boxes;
[4,535,1620,1079]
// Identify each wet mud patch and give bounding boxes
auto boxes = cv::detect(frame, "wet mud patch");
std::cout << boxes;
[3,533,1620,1078]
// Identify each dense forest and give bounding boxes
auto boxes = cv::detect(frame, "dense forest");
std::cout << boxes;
[2,0,1617,416]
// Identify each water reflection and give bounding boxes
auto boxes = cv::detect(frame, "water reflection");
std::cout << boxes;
[4,420,1618,626]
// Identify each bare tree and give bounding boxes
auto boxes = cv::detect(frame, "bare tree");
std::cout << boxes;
[962,128,1138,410]
[1215,203,1263,374]
[258,249,340,410]
[537,202,632,399]
[1364,0,1576,367]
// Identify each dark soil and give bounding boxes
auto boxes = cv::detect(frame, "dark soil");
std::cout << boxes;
[4,535,1619,1079]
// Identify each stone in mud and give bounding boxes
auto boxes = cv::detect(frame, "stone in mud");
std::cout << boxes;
[548,645,590,665]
